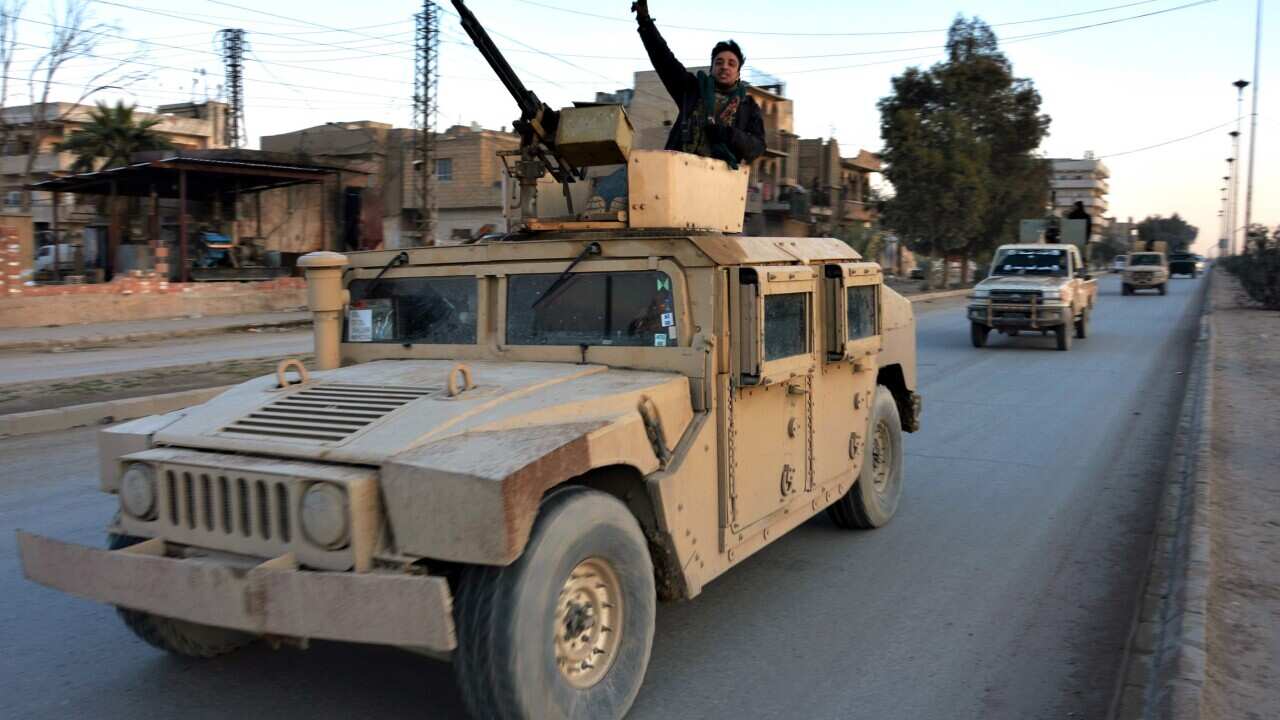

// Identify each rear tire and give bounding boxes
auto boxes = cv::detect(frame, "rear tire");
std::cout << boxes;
[1122,283,1132,296]
[453,487,655,720]
[1159,283,1167,296]
[828,386,904,530]
[1055,323,1072,351]
[970,322,989,348]
[107,533,255,658]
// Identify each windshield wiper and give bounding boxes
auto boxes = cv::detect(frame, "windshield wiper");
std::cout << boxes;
[532,242,601,308]
[364,251,409,296]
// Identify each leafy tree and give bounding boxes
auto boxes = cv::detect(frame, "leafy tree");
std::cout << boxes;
[1135,214,1198,253]
[879,16,1050,288]
[55,100,171,171]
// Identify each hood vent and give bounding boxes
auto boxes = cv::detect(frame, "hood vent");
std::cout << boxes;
[220,383,434,443]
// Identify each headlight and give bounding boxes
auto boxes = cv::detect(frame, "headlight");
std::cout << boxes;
[1041,290,1062,300]
[120,463,157,520]
[301,483,350,549]
[970,288,990,298]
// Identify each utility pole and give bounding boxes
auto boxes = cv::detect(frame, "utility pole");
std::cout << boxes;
[1230,79,1248,255]
[412,2,439,246]
[219,29,247,148]
[1243,0,1263,251]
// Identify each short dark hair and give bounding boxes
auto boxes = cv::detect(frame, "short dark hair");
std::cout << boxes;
[711,40,744,67]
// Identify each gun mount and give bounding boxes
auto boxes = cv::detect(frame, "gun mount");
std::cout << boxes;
[451,0,747,234]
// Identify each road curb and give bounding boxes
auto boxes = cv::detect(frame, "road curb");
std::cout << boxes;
[1112,272,1214,720]
[0,385,233,438]
[906,288,972,303]
[0,318,311,353]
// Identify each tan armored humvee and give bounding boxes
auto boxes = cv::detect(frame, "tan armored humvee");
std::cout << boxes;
[17,7,920,719]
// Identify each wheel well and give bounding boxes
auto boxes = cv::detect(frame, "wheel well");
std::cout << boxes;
[559,465,688,602]
[877,363,920,433]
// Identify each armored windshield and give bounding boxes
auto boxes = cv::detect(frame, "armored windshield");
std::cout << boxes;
[1130,253,1163,266]
[506,270,678,347]
[992,248,1068,277]
[345,276,478,344]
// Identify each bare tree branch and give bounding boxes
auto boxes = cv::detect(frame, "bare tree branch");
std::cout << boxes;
[0,0,28,156]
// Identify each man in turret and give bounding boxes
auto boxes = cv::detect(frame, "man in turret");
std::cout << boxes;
[632,0,766,168]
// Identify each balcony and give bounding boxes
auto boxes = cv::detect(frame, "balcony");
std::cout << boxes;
[1052,177,1109,193]
[0,152,76,176]
[763,129,792,158]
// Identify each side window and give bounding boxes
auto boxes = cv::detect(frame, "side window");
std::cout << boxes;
[764,293,808,360]
[846,285,877,341]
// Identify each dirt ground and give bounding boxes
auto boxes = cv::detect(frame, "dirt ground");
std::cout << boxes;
[0,354,312,415]
[1203,272,1280,720]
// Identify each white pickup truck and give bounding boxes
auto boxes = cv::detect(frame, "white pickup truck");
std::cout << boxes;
[966,243,1098,351]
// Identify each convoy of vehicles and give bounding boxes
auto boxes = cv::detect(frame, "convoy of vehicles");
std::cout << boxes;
[966,242,1098,351]
[1123,241,1170,295]
[16,3,922,719]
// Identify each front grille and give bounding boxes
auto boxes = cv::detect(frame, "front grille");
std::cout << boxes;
[990,290,1042,304]
[221,383,433,443]
[163,469,291,543]
[1135,272,1153,281]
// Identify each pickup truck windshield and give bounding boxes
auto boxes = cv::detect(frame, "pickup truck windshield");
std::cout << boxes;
[992,248,1068,277]
[1130,253,1163,266]
[507,270,677,347]
[345,276,478,344]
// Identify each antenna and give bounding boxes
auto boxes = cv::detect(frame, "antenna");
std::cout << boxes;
[412,2,440,246]
[219,28,247,148]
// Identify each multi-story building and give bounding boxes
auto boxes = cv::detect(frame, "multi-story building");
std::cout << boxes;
[797,137,880,231]
[1049,154,1110,240]
[0,100,227,233]
[263,121,518,248]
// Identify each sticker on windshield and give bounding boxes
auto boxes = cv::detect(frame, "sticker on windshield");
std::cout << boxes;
[656,277,671,292]
[660,312,674,327]
[666,324,677,340]
[348,308,373,342]
[654,333,668,347]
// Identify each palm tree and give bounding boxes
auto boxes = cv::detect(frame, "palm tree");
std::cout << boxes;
[55,101,173,171]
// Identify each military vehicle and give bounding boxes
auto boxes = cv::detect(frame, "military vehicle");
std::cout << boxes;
[17,3,921,719]
[1168,252,1200,278]
[967,218,1098,351]
[1123,240,1169,295]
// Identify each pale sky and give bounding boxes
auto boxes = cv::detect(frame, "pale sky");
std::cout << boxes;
[10,0,1276,255]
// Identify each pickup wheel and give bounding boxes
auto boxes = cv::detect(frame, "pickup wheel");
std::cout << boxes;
[828,386,904,530]
[107,532,255,658]
[1055,323,1073,351]
[1159,283,1168,296]
[1075,308,1089,339]
[970,322,990,348]
[1122,283,1132,296]
[453,487,655,720]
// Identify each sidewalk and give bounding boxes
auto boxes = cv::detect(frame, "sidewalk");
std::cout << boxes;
[0,310,311,352]
[1202,272,1280,718]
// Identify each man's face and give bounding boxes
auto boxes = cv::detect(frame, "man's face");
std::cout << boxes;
[713,51,740,87]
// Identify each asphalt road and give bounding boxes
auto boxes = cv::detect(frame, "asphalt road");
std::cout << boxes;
[1,273,1204,720]
[0,330,312,384]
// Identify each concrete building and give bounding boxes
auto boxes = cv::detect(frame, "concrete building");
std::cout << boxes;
[797,137,880,230]
[1050,154,1110,240]
[262,121,518,248]
[0,100,228,235]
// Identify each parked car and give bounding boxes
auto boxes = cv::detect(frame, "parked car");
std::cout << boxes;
[1111,255,1128,273]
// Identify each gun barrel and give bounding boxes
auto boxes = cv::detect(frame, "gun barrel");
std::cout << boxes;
[451,0,543,125]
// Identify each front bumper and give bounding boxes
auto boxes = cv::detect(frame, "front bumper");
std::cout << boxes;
[1126,272,1164,286]
[967,300,1069,328]
[17,532,457,651]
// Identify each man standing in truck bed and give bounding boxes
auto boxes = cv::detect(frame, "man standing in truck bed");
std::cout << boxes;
[632,0,766,168]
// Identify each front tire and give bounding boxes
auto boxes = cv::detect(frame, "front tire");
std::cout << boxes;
[1159,283,1168,296]
[1122,283,1132,295]
[970,322,989,348]
[107,533,255,658]
[1055,323,1073,351]
[828,386,904,529]
[1075,308,1089,339]
[453,487,655,720]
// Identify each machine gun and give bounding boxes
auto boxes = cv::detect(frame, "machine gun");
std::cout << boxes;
[451,0,586,219]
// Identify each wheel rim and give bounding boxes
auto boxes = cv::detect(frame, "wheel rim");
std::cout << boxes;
[871,419,893,494]
[554,557,623,689]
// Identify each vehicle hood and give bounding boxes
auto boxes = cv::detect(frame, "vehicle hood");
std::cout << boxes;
[975,275,1070,292]
[153,359,692,465]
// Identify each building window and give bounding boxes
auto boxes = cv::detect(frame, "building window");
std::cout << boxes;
[435,158,453,182]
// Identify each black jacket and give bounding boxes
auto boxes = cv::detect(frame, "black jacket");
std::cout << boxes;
[637,18,766,164]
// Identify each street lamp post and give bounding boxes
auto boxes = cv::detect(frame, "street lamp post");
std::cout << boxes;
[1230,80,1249,255]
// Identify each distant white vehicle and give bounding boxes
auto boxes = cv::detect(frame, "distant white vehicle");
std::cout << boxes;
[1111,255,1128,273]
[33,244,79,274]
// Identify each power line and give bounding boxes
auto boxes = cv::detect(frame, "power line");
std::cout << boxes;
[1098,119,1237,159]
[513,0,1166,37]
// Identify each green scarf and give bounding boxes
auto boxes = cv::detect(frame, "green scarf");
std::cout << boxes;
[683,72,747,168]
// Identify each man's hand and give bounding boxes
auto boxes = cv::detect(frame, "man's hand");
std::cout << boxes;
[631,0,649,21]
